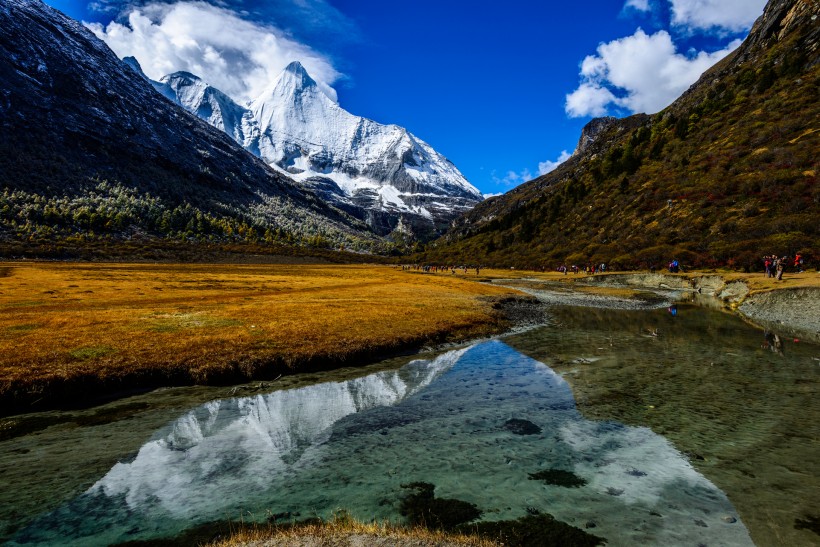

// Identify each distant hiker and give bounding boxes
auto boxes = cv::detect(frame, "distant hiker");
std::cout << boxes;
[763,331,784,356]
[776,256,785,280]
[764,256,772,277]
[794,254,804,273]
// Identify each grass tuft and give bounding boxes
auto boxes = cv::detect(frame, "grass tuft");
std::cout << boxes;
[69,345,116,360]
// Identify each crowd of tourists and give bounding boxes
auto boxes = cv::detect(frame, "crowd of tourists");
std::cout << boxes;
[401,264,481,275]
[763,254,804,280]
[402,255,808,278]
[555,263,607,275]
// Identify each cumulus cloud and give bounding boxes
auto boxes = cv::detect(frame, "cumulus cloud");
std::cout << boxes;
[670,0,767,33]
[566,83,617,118]
[565,28,740,117]
[87,1,340,104]
[538,150,572,175]
[624,0,651,12]
[492,169,533,187]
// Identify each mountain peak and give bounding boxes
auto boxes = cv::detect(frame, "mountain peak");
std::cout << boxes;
[276,61,318,93]
[161,71,202,84]
[122,56,144,76]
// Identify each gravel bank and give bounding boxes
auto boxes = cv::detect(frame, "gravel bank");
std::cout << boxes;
[584,273,820,342]
[492,279,675,310]
[739,287,820,343]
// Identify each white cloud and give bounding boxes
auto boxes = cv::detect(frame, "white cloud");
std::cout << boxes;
[538,150,572,175]
[566,83,617,118]
[492,168,533,187]
[565,28,741,117]
[482,192,503,199]
[624,0,651,12]
[86,1,340,104]
[670,0,767,33]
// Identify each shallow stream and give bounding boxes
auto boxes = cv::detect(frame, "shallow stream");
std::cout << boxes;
[1,297,818,546]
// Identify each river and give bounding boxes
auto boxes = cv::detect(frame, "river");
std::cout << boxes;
[1,296,818,546]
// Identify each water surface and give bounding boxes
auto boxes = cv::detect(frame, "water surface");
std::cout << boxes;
[1,300,817,546]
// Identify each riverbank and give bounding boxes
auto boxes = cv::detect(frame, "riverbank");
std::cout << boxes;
[577,270,820,342]
[473,268,820,342]
[2,266,816,546]
[0,263,528,416]
[2,263,815,415]
[206,516,499,547]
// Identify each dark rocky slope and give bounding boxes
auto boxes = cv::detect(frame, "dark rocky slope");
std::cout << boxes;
[421,0,818,270]
[0,0,381,255]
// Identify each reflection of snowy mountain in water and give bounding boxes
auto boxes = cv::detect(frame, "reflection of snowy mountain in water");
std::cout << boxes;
[90,347,468,519]
[11,342,752,547]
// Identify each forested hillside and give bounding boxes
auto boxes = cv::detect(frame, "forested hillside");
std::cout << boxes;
[420,0,818,270]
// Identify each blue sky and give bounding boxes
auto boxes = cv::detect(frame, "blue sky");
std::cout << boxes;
[45,0,766,195]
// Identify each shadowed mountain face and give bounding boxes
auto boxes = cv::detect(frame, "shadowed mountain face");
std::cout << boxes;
[424,0,819,270]
[0,0,381,252]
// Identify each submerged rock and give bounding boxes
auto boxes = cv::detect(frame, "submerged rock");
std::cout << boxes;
[460,512,606,547]
[503,418,542,435]
[399,482,482,531]
[794,515,820,536]
[528,469,588,488]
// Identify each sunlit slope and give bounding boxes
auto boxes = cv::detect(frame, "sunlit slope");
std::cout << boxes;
[423,0,818,269]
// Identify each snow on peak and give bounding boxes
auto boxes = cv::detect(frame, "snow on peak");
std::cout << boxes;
[248,62,481,203]
[122,56,144,76]
[159,70,257,146]
[280,61,317,90]
[146,60,482,232]
[162,71,202,84]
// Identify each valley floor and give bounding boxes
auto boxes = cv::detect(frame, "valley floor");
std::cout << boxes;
[1,262,817,416]
[0,262,521,415]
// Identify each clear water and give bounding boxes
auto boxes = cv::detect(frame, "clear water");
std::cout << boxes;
[1,301,818,546]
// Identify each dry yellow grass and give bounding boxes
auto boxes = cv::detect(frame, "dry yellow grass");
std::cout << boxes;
[0,263,518,412]
[207,516,499,547]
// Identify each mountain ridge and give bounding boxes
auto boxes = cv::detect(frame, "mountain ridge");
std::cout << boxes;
[0,0,384,256]
[421,0,818,270]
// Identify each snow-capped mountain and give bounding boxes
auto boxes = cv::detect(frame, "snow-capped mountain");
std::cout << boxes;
[161,71,261,153]
[84,348,467,521]
[0,0,380,253]
[142,60,482,238]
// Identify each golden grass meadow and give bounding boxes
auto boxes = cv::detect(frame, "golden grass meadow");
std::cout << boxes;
[0,262,518,412]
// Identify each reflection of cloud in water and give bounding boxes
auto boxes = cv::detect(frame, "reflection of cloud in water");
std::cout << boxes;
[561,421,721,506]
[91,346,469,518]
